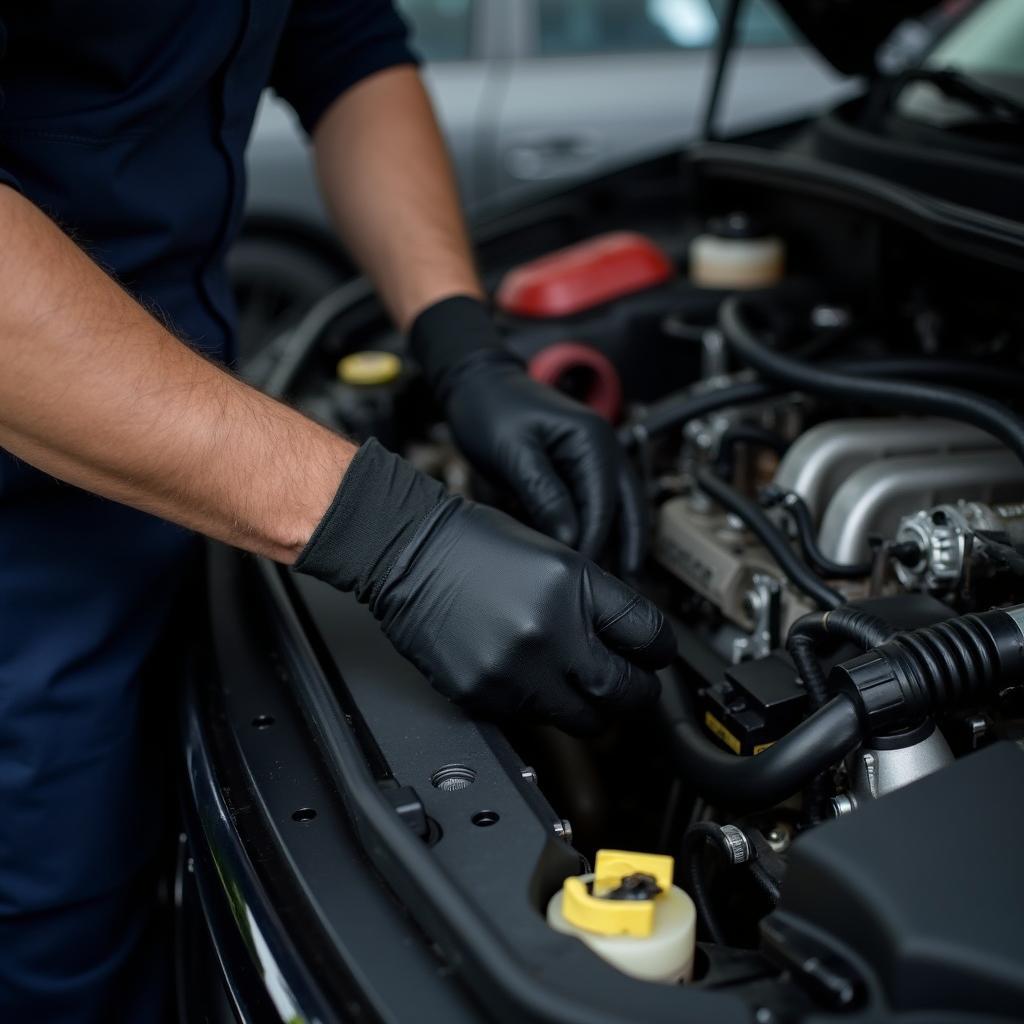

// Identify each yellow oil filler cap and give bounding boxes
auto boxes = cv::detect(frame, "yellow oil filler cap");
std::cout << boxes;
[337,351,402,387]
[547,849,696,984]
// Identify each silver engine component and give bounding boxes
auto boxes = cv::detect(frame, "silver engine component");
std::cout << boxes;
[817,449,1024,564]
[831,724,954,816]
[773,418,999,521]
[654,495,815,655]
[894,500,1024,593]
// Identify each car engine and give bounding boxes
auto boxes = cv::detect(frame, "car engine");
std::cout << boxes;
[283,144,1024,1019]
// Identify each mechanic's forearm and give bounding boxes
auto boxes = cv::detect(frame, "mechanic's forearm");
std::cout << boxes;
[0,186,353,563]
[313,65,483,330]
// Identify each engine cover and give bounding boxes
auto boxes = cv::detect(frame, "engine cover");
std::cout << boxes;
[764,742,1024,1018]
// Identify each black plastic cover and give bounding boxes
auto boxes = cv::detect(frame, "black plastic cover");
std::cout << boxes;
[765,742,1024,1018]
[774,1,939,75]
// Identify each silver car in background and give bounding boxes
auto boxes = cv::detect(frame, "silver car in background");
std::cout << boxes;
[232,0,846,352]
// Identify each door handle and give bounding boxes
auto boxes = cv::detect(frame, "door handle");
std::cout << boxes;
[504,134,603,181]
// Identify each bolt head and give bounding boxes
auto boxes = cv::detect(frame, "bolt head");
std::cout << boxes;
[553,818,574,844]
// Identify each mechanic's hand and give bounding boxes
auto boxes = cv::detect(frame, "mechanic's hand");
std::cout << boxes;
[410,295,647,573]
[293,439,675,734]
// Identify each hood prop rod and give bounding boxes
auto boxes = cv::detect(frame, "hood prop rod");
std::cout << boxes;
[702,0,743,141]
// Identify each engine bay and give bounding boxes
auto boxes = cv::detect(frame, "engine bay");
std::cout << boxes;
[269,139,1024,1022]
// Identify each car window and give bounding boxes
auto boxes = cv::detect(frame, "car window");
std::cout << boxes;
[537,0,794,58]
[396,0,474,62]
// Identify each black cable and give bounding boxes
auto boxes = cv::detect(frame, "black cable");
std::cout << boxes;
[694,468,843,610]
[719,296,1024,471]
[762,488,873,579]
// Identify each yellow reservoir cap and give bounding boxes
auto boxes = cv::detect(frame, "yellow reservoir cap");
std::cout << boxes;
[561,849,675,938]
[337,351,402,386]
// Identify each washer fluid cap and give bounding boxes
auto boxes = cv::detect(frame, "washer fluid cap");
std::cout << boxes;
[547,849,696,984]
[337,351,402,386]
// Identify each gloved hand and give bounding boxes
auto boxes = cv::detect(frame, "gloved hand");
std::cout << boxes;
[410,295,647,573]
[294,438,675,734]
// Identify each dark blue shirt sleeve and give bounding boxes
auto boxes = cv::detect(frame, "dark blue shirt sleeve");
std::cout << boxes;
[0,19,21,192]
[270,0,419,135]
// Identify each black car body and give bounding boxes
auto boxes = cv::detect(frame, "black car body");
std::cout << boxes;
[179,2,1024,1021]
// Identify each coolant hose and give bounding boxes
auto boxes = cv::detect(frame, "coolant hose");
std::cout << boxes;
[694,468,843,610]
[680,822,734,944]
[665,605,1024,811]
[719,296,1024,470]
[666,672,862,810]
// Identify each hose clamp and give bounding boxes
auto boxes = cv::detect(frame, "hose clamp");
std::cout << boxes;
[719,824,752,864]
[1006,604,1024,642]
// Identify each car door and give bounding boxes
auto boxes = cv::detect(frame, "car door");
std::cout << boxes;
[487,0,848,207]
[244,0,492,236]
[396,0,500,209]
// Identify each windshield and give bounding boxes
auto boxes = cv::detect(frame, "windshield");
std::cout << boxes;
[899,0,1024,126]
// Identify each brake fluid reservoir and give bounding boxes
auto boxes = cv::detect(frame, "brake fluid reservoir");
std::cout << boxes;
[689,212,785,289]
[546,849,696,984]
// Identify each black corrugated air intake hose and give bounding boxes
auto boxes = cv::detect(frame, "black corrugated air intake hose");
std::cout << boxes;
[830,605,1024,735]
[717,295,1024,470]
[666,605,1024,810]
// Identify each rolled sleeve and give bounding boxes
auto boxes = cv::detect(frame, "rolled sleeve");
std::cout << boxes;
[270,0,419,135]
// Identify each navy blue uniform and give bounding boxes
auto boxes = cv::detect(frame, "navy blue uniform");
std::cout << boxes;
[0,3,414,1019]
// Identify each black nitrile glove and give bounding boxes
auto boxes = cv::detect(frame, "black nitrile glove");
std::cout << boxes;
[294,438,675,734]
[410,295,648,573]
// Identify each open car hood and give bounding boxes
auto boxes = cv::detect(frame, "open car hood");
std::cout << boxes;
[773,0,944,74]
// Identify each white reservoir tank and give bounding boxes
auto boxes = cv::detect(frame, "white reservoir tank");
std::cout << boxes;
[546,849,696,984]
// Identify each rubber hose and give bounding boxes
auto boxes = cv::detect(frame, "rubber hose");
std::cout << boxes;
[622,378,778,445]
[786,608,897,823]
[749,862,782,905]
[681,823,733,945]
[622,356,1024,448]
[769,490,873,579]
[714,423,789,479]
[832,606,1024,733]
[787,607,897,712]
[694,468,843,610]
[666,676,863,810]
[719,296,1024,471]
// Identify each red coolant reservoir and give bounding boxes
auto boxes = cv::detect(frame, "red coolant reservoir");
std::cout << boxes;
[496,232,674,319]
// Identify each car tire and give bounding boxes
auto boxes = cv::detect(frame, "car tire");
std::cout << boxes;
[228,234,345,362]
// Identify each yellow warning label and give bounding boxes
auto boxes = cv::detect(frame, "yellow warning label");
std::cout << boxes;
[704,711,741,754]
[753,741,775,755]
